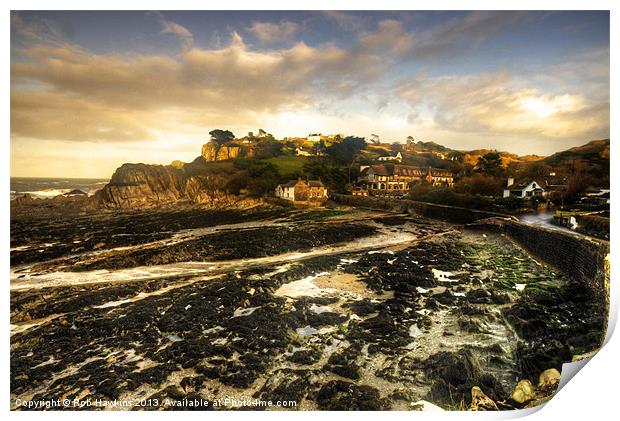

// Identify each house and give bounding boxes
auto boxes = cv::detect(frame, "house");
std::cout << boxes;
[296,147,312,157]
[503,178,547,198]
[356,164,454,194]
[275,179,328,203]
[308,133,322,142]
[377,152,403,162]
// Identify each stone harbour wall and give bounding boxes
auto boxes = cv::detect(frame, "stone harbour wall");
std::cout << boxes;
[332,194,514,224]
[502,220,610,303]
[333,194,610,304]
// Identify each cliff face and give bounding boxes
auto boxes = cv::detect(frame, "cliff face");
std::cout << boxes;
[89,162,261,209]
[90,163,185,208]
[201,141,252,161]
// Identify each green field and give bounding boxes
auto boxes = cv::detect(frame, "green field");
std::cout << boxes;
[263,156,309,177]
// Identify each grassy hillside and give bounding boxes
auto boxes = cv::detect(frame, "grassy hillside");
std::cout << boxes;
[544,139,610,165]
[263,156,309,178]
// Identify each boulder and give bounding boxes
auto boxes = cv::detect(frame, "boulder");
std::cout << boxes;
[510,379,536,404]
[538,368,561,390]
[470,386,498,411]
[62,189,88,197]
[12,193,35,204]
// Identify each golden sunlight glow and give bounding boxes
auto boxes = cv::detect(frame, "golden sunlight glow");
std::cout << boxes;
[519,94,584,119]
[520,97,557,118]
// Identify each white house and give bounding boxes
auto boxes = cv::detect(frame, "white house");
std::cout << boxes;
[308,133,322,142]
[275,180,298,201]
[377,152,403,162]
[296,147,312,157]
[503,178,547,198]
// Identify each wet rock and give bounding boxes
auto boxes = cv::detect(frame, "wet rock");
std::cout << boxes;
[516,339,571,380]
[287,349,322,365]
[343,299,379,316]
[470,386,498,411]
[256,369,314,405]
[69,223,377,272]
[423,349,506,406]
[324,348,361,380]
[315,381,385,410]
[458,317,492,334]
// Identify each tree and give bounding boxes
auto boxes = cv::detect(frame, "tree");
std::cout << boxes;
[476,152,503,176]
[454,174,503,196]
[231,159,281,196]
[253,140,283,159]
[302,159,350,193]
[325,136,367,165]
[370,134,380,144]
[209,129,235,145]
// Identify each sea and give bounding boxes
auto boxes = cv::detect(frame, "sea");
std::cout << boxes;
[10,177,109,200]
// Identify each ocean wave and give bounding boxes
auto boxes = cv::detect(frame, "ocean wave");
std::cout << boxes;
[22,188,72,198]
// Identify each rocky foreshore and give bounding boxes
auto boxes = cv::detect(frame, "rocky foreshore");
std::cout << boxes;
[10,205,605,411]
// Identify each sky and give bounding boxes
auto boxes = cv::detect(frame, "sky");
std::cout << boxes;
[10,10,610,178]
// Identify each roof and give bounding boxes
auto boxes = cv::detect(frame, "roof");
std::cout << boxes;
[508,180,544,190]
[278,179,324,188]
[279,180,300,188]
[364,164,453,178]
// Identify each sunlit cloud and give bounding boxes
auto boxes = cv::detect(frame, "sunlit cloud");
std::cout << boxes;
[248,20,299,43]
[9,11,610,177]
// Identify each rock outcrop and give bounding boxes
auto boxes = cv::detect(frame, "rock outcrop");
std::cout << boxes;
[201,141,251,161]
[88,162,260,209]
[90,163,185,208]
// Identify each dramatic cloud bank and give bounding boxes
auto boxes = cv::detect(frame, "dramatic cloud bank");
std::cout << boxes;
[10,11,609,177]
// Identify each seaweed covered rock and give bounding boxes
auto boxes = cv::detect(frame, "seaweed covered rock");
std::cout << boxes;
[315,381,385,410]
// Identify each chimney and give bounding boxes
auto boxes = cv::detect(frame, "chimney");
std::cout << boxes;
[507,177,515,187]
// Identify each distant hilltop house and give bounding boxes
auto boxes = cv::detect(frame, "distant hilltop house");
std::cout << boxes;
[377,152,402,163]
[503,178,548,198]
[354,164,454,195]
[307,133,322,142]
[275,179,328,204]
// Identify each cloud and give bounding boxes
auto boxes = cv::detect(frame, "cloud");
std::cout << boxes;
[11,12,67,47]
[359,20,415,56]
[410,11,527,59]
[10,11,610,158]
[248,20,299,43]
[397,71,609,140]
[160,19,194,50]
[11,31,385,142]
[323,11,369,32]
[10,91,156,142]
